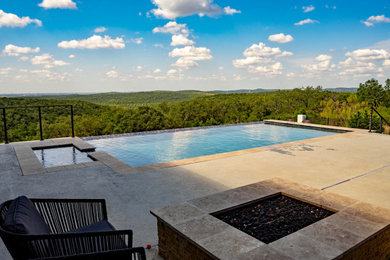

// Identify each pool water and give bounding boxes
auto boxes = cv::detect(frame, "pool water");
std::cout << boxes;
[86,123,336,167]
[33,146,93,168]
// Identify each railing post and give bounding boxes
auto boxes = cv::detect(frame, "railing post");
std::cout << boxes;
[380,117,383,133]
[369,106,373,132]
[70,105,75,138]
[2,108,8,144]
[38,106,43,141]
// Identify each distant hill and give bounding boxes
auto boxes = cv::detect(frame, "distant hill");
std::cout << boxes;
[325,88,357,93]
[30,90,213,107]
[212,88,277,94]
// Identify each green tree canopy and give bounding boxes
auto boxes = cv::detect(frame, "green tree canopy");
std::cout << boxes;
[357,78,385,107]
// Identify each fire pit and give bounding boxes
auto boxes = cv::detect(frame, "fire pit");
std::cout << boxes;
[151,178,390,259]
[212,194,335,244]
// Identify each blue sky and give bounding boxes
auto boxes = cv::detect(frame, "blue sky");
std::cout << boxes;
[1,0,390,93]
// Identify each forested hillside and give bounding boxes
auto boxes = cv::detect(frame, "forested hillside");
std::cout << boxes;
[1,79,389,143]
[32,90,213,107]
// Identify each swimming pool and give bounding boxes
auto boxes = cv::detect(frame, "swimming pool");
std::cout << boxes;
[86,123,337,167]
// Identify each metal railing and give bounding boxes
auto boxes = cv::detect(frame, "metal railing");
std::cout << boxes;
[369,106,390,133]
[1,105,74,144]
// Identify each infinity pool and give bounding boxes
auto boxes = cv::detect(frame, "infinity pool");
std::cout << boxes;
[86,123,336,167]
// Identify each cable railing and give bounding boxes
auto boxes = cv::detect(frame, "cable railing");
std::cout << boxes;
[1,105,75,144]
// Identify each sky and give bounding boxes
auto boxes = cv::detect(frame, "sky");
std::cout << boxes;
[0,0,390,94]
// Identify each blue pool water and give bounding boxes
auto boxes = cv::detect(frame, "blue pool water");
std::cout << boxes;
[86,123,336,167]
[33,146,93,168]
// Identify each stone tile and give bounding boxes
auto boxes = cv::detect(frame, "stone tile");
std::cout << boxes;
[320,212,386,240]
[188,194,234,213]
[232,182,279,199]
[208,188,263,207]
[197,228,264,259]
[311,191,359,211]
[175,215,231,241]
[299,220,363,252]
[233,245,294,260]
[151,202,205,225]
[342,202,390,225]
[270,232,342,260]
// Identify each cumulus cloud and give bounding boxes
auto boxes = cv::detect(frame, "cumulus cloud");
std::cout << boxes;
[106,70,118,78]
[153,21,189,35]
[68,54,75,58]
[268,33,294,43]
[131,38,143,44]
[3,44,40,56]
[302,5,315,13]
[169,46,212,68]
[0,10,42,28]
[0,67,13,75]
[338,58,379,76]
[345,48,390,61]
[167,69,177,75]
[294,18,319,26]
[383,60,390,67]
[30,69,70,81]
[362,15,390,27]
[136,66,143,71]
[58,35,125,49]
[31,53,69,68]
[302,54,335,72]
[94,27,107,33]
[150,0,240,19]
[38,0,77,9]
[224,6,241,15]
[171,34,195,46]
[233,42,292,77]
[153,68,162,73]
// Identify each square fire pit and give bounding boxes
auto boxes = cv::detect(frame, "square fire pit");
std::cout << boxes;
[151,178,390,259]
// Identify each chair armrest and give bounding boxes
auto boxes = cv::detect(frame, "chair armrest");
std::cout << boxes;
[30,199,108,233]
[18,230,133,259]
[30,247,146,260]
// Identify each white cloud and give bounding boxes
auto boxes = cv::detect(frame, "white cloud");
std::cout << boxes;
[154,44,164,48]
[153,21,189,35]
[136,66,143,71]
[19,56,29,61]
[218,66,224,70]
[169,46,212,68]
[171,34,195,46]
[94,27,107,33]
[0,67,13,75]
[345,48,390,61]
[106,70,118,78]
[362,15,390,27]
[224,6,241,15]
[383,60,390,67]
[131,38,143,44]
[233,42,292,77]
[3,44,40,56]
[38,0,77,9]
[303,54,335,72]
[153,68,162,73]
[294,18,319,26]
[338,58,379,76]
[286,72,295,77]
[58,35,125,49]
[268,33,294,43]
[30,69,70,81]
[150,0,240,19]
[68,54,75,59]
[167,69,177,75]
[302,5,315,13]
[0,10,42,28]
[31,53,70,68]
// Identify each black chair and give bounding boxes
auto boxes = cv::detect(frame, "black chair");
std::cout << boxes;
[0,197,146,260]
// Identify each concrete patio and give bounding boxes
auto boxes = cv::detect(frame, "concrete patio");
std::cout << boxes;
[1,122,390,259]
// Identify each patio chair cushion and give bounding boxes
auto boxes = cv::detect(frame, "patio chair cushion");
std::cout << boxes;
[69,220,116,233]
[4,196,51,235]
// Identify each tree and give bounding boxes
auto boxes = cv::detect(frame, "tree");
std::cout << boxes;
[357,78,385,107]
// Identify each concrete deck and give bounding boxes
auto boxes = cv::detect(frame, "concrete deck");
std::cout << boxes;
[1,122,390,259]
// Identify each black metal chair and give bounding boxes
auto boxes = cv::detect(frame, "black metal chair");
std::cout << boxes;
[0,197,146,260]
